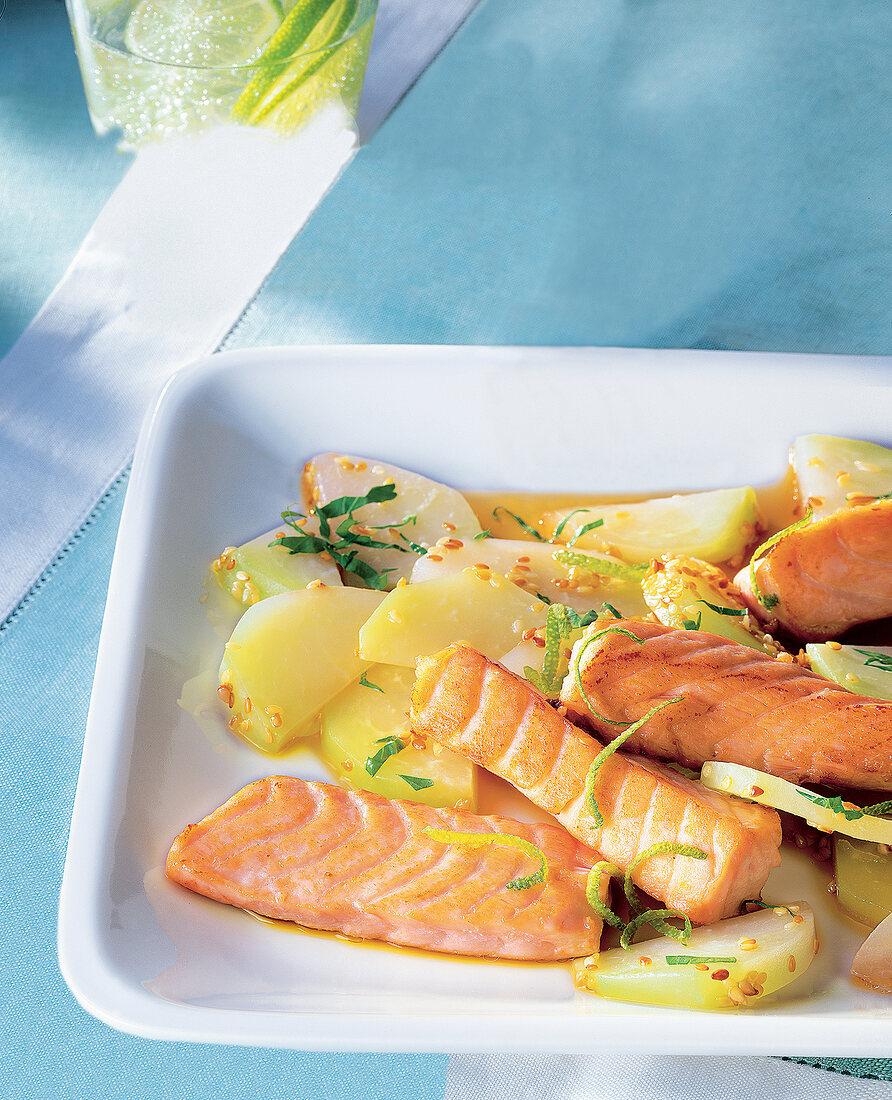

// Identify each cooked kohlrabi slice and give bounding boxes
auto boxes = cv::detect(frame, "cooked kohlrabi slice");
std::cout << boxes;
[574,902,817,1009]
[792,435,892,520]
[806,643,892,701]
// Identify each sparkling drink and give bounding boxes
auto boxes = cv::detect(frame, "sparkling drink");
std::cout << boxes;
[66,0,378,148]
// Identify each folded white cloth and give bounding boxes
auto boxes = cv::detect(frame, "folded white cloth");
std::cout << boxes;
[0,0,480,625]
[444,1055,892,1100]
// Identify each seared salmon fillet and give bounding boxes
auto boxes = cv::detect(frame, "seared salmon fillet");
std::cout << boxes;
[167,775,603,960]
[560,619,892,793]
[735,499,892,640]
[411,644,781,925]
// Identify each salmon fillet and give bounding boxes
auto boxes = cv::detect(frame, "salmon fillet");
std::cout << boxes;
[411,644,781,926]
[560,618,892,793]
[166,775,603,961]
[735,499,892,640]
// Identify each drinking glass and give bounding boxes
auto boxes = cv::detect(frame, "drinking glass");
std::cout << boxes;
[65,0,378,149]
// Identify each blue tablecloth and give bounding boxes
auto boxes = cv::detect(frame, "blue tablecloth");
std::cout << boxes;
[1,1,890,1097]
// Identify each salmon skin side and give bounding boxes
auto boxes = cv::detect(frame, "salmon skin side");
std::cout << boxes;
[410,644,781,926]
[167,775,603,961]
[560,619,892,793]
[736,499,892,640]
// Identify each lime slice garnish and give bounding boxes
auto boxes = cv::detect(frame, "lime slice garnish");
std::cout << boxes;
[231,0,359,123]
[124,0,284,68]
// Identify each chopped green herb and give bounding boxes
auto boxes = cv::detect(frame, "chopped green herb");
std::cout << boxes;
[358,672,384,692]
[364,735,405,776]
[399,775,435,791]
[666,955,738,966]
[473,528,492,540]
[552,508,596,541]
[492,507,547,541]
[743,899,796,916]
[276,483,422,590]
[798,788,892,821]
[747,508,813,611]
[566,518,606,547]
[599,602,623,620]
[422,827,547,890]
[855,649,892,673]
[681,612,702,631]
[583,698,684,827]
[700,601,747,617]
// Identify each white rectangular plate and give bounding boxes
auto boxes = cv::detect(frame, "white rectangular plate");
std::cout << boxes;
[59,345,892,1053]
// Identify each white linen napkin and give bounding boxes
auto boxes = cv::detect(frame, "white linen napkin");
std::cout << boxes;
[444,1055,892,1100]
[0,0,480,625]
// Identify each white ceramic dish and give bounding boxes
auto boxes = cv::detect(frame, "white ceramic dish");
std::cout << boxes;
[59,345,892,1053]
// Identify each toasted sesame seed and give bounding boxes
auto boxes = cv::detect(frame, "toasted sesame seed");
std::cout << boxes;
[443,538,464,550]
[516,556,531,564]
[582,955,599,970]
[695,963,710,972]
[473,562,491,570]
[427,553,443,562]
[711,969,730,981]
[341,759,354,771]
[244,697,253,713]
[235,570,249,581]
[747,785,765,798]
[836,470,851,483]
[787,954,796,973]
[442,522,456,532]
[638,956,653,967]
[825,640,843,650]
[721,776,733,791]
[738,938,757,952]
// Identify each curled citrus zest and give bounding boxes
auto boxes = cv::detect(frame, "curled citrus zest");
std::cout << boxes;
[553,548,647,583]
[747,507,813,611]
[585,862,626,930]
[572,625,648,726]
[620,908,692,950]
[422,827,546,890]
[583,699,684,828]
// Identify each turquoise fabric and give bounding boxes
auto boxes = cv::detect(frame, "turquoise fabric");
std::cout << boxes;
[1,0,890,1094]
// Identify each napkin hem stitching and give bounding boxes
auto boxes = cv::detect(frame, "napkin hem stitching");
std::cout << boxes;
[0,467,131,637]
[780,1056,892,1081]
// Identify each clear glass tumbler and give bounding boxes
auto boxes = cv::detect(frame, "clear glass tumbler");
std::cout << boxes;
[65,0,378,149]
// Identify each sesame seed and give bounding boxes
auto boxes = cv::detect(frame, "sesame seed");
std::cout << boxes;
[244,697,253,713]
[747,785,764,798]
[235,570,249,581]
[807,456,824,467]
[341,759,354,771]
[695,963,710,972]
[787,955,796,973]
[711,969,730,981]
[427,553,443,562]
[721,776,733,791]
[825,640,842,650]
[638,956,653,967]
[738,938,757,951]
[443,538,464,550]
[442,522,456,532]
[387,610,403,624]
[473,562,491,570]
[582,955,598,970]
[836,470,851,483]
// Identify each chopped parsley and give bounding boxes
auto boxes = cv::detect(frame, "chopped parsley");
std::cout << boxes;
[365,735,405,776]
[399,775,434,791]
[358,672,384,692]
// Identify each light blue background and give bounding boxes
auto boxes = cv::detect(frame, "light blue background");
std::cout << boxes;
[1,0,890,1095]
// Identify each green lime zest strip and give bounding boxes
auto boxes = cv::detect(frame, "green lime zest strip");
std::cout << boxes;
[553,548,647,583]
[422,827,547,891]
[620,908,692,951]
[747,507,813,611]
[665,955,737,966]
[572,625,648,727]
[585,862,626,930]
[583,698,683,829]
